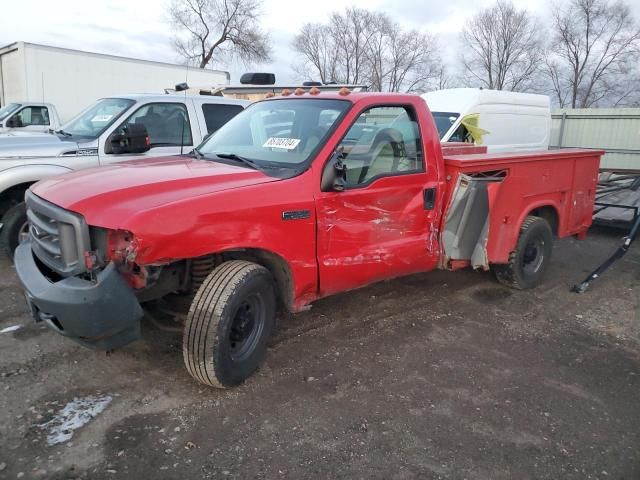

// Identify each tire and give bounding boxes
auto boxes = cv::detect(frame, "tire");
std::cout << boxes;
[183,260,276,388]
[0,201,28,261]
[492,216,553,290]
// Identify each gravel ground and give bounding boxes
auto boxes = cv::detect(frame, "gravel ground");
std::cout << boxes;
[0,226,639,480]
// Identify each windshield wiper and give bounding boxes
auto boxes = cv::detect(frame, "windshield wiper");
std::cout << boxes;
[213,152,262,171]
[54,129,72,137]
[189,147,205,159]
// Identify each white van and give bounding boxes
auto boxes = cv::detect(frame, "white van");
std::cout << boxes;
[422,88,551,152]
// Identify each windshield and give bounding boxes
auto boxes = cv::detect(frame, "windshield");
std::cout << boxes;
[0,103,22,122]
[431,112,460,140]
[61,98,135,138]
[199,98,350,170]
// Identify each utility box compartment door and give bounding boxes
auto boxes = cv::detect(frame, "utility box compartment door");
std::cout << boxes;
[568,157,599,231]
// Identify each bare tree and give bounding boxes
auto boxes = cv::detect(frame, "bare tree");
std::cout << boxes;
[169,0,271,68]
[291,7,443,92]
[545,0,640,107]
[461,0,543,91]
[433,65,454,91]
[292,23,338,84]
[384,28,441,92]
[329,7,378,85]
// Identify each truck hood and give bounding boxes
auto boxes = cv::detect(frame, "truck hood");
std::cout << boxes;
[32,156,280,226]
[0,134,86,158]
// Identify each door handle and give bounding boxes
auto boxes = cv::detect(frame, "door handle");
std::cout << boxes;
[423,188,436,210]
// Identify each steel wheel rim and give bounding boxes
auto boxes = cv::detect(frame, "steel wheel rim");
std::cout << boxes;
[522,237,545,275]
[228,293,264,362]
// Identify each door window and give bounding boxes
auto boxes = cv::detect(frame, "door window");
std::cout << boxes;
[14,106,50,126]
[449,124,472,143]
[431,111,460,140]
[120,103,192,147]
[338,106,423,187]
[202,103,244,134]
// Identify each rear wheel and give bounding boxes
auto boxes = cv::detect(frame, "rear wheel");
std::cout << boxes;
[183,261,276,388]
[492,216,553,290]
[0,201,28,260]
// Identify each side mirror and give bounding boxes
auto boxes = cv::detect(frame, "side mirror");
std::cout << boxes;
[6,116,23,128]
[108,123,151,154]
[321,147,348,192]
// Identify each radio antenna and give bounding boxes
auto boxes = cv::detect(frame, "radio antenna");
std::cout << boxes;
[180,66,189,156]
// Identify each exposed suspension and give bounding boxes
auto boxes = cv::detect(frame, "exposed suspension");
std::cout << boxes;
[190,255,220,292]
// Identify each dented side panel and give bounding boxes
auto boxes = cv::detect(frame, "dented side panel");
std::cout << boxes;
[312,94,445,297]
[315,174,441,296]
[113,172,320,311]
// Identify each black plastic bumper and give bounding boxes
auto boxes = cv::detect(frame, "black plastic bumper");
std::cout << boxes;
[14,242,143,350]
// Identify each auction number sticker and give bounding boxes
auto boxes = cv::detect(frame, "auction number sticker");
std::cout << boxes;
[263,137,300,150]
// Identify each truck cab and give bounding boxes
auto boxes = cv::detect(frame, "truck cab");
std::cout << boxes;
[0,102,61,133]
[0,94,249,258]
[13,90,602,389]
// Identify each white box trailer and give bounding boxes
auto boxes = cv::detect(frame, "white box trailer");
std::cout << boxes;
[0,41,230,123]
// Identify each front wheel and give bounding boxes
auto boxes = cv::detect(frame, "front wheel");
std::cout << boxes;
[492,216,553,290]
[0,201,29,260]
[183,261,276,388]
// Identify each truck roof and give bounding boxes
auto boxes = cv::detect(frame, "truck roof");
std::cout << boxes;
[259,91,425,105]
[102,93,249,106]
[1,101,55,107]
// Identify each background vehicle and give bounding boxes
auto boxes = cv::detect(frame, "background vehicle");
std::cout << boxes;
[14,90,602,389]
[0,94,249,257]
[0,42,229,123]
[0,102,61,133]
[423,88,551,152]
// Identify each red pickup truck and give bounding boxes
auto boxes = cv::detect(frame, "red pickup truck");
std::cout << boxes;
[14,90,602,388]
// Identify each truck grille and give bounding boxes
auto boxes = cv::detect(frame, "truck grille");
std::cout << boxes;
[25,190,90,277]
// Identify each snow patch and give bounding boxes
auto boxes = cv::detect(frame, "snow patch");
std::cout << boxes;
[0,325,22,333]
[39,395,113,445]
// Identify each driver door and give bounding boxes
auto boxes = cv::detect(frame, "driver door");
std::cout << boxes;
[315,104,441,297]
[100,102,194,164]
[8,106,51,133]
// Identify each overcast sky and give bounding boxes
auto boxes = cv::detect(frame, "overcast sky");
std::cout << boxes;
[0,0,631,85]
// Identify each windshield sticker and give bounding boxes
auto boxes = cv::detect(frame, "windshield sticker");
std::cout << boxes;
[91,114,113,122]
[263,137,301,150]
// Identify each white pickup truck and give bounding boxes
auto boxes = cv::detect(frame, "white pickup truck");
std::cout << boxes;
[0,94,249,257]
[0,102,62,133]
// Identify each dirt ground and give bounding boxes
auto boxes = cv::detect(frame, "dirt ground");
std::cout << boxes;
[1,226,639,480]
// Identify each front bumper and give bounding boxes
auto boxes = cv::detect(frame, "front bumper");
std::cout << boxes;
[14,242,143,350]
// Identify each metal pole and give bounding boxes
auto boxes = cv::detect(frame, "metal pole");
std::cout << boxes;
[558,112,567,148]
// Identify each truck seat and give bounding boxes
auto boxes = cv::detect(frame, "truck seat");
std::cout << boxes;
[301,126,326,154]
[31,109,46,125]
[163,112,190,145]
[135,112,166,144]
[358,128,405,183]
